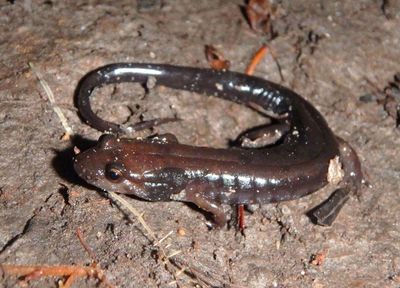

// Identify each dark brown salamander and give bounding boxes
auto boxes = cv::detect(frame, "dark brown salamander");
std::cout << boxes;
[73,63,362,227]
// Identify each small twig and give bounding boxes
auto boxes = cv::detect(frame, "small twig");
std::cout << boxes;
[166,250,182,259]
[0,264,114,288]
[107,191,186,286]
[269,47,285,82]
[107,191,157,241]
[245,44,268,75]
[174,267,186,277]
[171,258,229,288]
[76,228,97,264]
[60,272,77,288]
[0,227,115,287]
[29,62,73,138]
[109,188,238,287]
[154,230,174,246]
[1,264,95,277]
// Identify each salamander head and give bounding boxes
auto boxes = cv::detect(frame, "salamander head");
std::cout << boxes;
[73,134,187,201]
[73,134,141,195]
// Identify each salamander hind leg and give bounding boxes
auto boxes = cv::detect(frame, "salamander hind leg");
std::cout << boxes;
[171,180,227,228]
[311,138,363,226]
[122,117,180,133]
[148,133,179,144]
[238,122,290,148]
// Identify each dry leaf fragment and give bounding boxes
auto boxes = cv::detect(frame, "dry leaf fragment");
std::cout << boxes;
[205,45,230,70]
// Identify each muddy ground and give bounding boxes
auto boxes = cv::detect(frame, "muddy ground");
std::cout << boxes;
[0,0,400,287]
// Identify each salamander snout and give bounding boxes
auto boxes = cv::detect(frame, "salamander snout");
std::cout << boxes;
[73,134,121,185]
[73,149,102,185]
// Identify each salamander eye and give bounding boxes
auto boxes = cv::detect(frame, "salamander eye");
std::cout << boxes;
[105,164,124,183]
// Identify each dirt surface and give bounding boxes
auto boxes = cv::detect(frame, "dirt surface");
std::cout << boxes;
[1,0,400,287]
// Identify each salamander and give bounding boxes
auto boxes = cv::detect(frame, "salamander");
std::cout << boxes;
[73,63,362,227]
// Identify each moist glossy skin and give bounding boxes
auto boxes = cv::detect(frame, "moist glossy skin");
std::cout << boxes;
[74,63,362,227]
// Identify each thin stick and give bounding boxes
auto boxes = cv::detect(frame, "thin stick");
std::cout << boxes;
[166,250,182,259]
[107,192,189,287]
[1,264,114,288]
[269,48,285,82]
[107,191,157,241]
[1,264,93,276]
[76,228,97,264]
[60,272,78,288]
[29,62,73,137]
[154,230,174,246]
[245,45,268,75]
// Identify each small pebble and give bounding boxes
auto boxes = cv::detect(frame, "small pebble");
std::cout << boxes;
[177,227,186,236]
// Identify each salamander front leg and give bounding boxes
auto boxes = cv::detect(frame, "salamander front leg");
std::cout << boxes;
[171,181,227,228]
